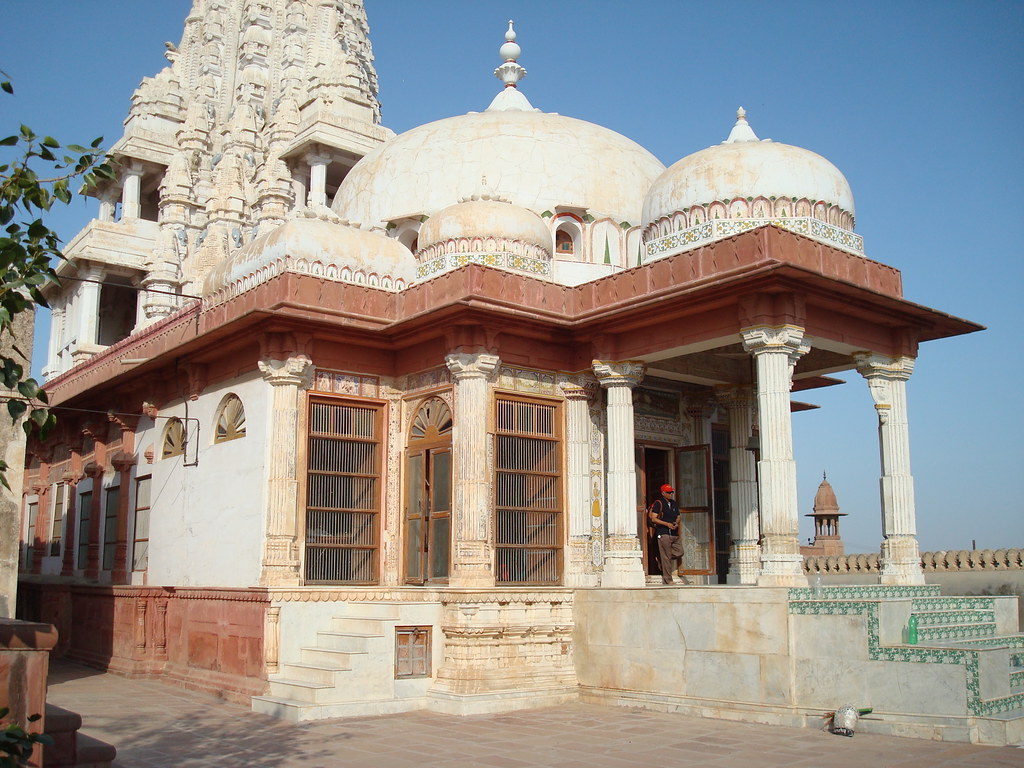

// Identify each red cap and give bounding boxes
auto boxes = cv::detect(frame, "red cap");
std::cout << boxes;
[660,484,675,494]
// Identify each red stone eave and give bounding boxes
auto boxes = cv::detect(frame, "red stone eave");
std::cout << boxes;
[43,226,983,407]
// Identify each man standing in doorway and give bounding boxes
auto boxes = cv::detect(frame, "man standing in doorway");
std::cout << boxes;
[649,484,683,584]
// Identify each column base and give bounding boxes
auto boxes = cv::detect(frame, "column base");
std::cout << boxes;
[726,541,761,585]
[565,538,600,587]
[879,535,925,585]
[450,542,494,588]
[756,543,806,587]
[600,536,645,587]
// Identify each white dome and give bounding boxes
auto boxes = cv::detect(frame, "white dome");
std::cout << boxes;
[333,109,665,228]
[643,109,855,233]
[418,198,552,255]
[203,216,414,294]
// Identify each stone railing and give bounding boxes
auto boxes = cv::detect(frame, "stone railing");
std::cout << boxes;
[804,549,1024,575]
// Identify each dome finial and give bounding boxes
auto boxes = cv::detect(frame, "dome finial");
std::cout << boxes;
[724,105,760,144]
[495,20,526,88]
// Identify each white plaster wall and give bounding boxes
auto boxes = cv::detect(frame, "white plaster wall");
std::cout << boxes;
[147,372,268,587]
[551,261,620,286]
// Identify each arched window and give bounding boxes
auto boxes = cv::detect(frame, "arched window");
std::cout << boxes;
[161,418,185,459]
[408,397,453,443]
[555,229,574,255]
[405,397,454,585]
[214,394,246,443]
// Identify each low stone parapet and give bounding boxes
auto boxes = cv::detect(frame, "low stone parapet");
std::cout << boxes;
[804,549,1024,575]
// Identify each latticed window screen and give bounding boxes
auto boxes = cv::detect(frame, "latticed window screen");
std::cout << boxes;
[49,483,66,556]
[162,418,185,458]
[494,397,562,585]
[305,400,380,583]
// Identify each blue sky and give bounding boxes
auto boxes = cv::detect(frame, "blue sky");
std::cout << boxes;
[4,1,1022,553]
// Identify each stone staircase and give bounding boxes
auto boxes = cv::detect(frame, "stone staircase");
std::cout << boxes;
[789,584,1024,744]
[252,602,428,722]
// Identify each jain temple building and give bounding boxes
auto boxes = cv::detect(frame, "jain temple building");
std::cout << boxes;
[17,0,1024,745]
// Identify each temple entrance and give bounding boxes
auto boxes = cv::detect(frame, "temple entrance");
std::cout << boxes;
[636,445,671,578]
[404,398,453,585]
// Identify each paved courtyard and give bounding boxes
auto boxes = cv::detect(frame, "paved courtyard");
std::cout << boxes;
[46,660,1022,768]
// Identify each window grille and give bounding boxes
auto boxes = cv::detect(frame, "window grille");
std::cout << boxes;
[395,627,431,678]
[133,477,151,571]
[77,491,92,570]
[214,394,246,443]
[162,418,185,458]
[23,500,38,569]
[102,486,119,570]
[49,483,66,556]
[305,400,380,583]
[494,397,562,585]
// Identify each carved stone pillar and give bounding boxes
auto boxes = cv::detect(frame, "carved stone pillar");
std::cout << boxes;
[72,266,104,361]
[741,326,809,586]
[265,605,281,675]
[121,166,143,220]
[257,355,314,586]
[592,360,646,587]
[29,483,51,575]
[854,353,924,585]
[561,382,598,587]
[716,387,760,584]
[84,464,105,580]
[444,352,500,588]
[305,152,330,208]
[60,472,84,577]
[111,455,136,583]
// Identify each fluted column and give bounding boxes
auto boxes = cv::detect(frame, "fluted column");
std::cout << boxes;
[445,352,500,588]
[110,455,136,583]
[561,382,598,587]
[592,360,646,587]
[60,473,84,577]
[72,267,104,362]
[121,166,143,220]
[258,355,314,586]
[741,326,809,586]
[854,353,924,585]
[305,152,330,208]
[84,465,104,580]
[29,483,51,575]
[717,387,760,584]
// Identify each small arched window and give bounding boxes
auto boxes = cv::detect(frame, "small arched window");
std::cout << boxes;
[214,394,246,443]
[555,229,574,255]
[161,418,185,459]
[409,397,453,444]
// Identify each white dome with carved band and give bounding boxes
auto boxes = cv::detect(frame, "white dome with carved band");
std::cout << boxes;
[642,108,856,241]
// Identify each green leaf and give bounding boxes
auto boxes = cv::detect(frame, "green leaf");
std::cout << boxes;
[0,136,17,147]
[7,399,26,419]
[41,136,60,149]
[1,81,13,94]
[17,380,38,399]
[29,408,49,427]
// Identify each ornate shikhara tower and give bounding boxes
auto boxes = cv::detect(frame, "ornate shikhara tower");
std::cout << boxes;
[44,0,392,379]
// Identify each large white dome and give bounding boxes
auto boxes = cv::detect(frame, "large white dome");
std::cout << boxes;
[643,109,855,235]
[333,109,665,229]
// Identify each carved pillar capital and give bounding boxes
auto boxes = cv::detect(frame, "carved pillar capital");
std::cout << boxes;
[740,325,810,365]
[592,360,645,388]
[258,355,314,389]
[444,351,500,381]
[715,385,755,410]
[854,352,916,422]
[559,382,597,402]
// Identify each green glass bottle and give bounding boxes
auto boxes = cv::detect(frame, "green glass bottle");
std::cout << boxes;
[907,615,919,645]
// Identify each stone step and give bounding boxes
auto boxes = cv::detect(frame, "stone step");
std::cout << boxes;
[917,622,997,642]
[331,616,392,634]
[789,584,939,601]
[911,595,997,611]
[299,645,363,667]
[280,661,351,685]
[315,630,381,652]
[1010,669,1024,689]
[911,609,995,627]
[267,677,336,704]
[344,602,405,619]
[935,635,1024,651]
[252,694,426,723]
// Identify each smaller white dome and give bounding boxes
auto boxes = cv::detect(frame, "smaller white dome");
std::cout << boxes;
[643,109,855,234]
[418,198,552,255]
[203,216,415,294]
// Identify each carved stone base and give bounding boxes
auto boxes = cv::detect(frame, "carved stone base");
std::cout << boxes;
[429,591,576,709]
[600,536,645,587]
[449,541,494,588]
[757,536,806,586]
[879,535,925,585]
[726,541,761,585]
[565,537,599,587]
